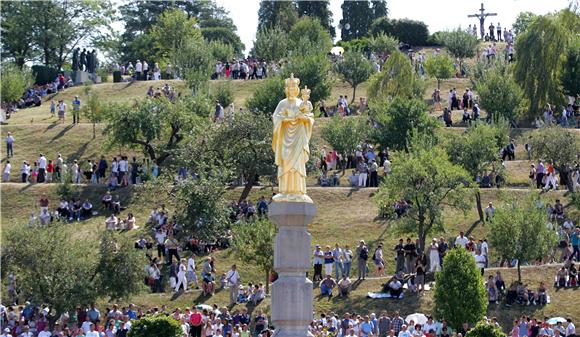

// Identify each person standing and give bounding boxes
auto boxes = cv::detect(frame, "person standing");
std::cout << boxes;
[404,238,417,273]
[135,60,142,80]
[566,319,575,337]
[37,153,47,183]
[174,258,188,292]
[323,246,334,277]
[72,95,81,124]
[3,161,11,182]
[429,239,440,272]
[189,308,203,337]
[98,156,108,182]
[536,160,545,189]
[394,239,405,273]
[313,245,324,282]
[369,159,379,187]
[187,254,199,289]
[55,154,63,181]
[142,60,149,80]
[496,23,502,41]
[342,245,353,277]
[58,99,66,123]
[5,132,14,158]
[20,161,30,183]
[356,240,369,280]
[332,244,343,281]
[46,160,54,183]
[225,264,241,305]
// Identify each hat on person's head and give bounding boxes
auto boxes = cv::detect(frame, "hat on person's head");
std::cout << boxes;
[4,328,10,332]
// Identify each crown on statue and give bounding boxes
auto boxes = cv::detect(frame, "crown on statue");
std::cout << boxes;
[285,73,300,88]
[301,86,311,97]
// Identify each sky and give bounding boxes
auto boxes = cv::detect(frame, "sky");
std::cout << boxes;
[214,0,572,54]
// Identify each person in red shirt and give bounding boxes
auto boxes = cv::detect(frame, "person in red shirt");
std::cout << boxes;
[189,308,203,337]
[46,160,55,183]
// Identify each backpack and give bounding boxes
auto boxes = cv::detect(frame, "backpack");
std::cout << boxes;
[359,248,368,260]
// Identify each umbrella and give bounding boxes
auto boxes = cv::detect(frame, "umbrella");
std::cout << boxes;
[547,317,567,325]
[196,304,212,311]
[330,46,345,56]
[405,313,428,325]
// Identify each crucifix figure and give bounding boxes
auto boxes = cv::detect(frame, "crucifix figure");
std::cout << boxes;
[468,3,497,40]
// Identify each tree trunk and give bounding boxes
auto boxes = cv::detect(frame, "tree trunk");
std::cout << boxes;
[351,85,357,104]
[437,79,441,89]
[517,260,522,283]
[93,122,96,139]
[475,191,484,223]
[265,268,271,294]
[238,173,256,203]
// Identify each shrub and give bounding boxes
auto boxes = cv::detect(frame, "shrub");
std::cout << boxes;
[1,63,33,103]
[466,321,508,337]
[128,315,182,337]
[31,65,59,85]
[113,71,122,83]
[246,76,285,115]
[212,80,234,108]
[371,17,429,46]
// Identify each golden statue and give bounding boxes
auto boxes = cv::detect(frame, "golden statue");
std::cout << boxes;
[272,74,315,203]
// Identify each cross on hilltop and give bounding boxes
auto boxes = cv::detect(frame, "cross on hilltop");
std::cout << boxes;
[468,2,497,40]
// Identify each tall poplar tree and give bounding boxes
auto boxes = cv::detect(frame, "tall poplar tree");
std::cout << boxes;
[257,1,298,32]
[340,1,373,41]
[296,0,335,38]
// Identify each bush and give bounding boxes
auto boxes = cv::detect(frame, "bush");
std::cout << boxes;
[466,321,508,337]
[246,76,285,115]
[127,315,182,337]
[370,17,429,46]
[1,63,33,103]
[113,71,122,83]
[336,38,370,52]
[426,32,445,46]
[434,248,487,330]
[212,80,234,107]
[282,53,333,105]
[97,69,109,83]
[31,65,59,85]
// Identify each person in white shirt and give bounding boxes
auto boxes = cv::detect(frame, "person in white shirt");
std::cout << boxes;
[20,161,30,183]
[81,316,92,334]
[187,255,199,288]
[38,153,47,183]
[383,159,392,176]
[3,161,11,182]
[175,258,188,292]
[143,60,149,80]
[474,249,486,275]
[86,324,99,337]
[37,326,51,337]
[135,60,143,80]
[1,327,12,337]
[566,319,575,337]
[485,202,495,222]
[455,231,469,248]
[19,326,33,337]
[225,264,241,305]
[480,239,489,267]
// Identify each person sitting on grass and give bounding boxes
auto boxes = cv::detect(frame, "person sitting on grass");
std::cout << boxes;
[535,282,548,305]
[384,274,403,298]
[105,213,119,231]
[251,283,266,304]
[102,191,113,209]
[320,274,336,298]
[81,199,93,219]
[556,266,568,288]
[338,276,351,297]
[112,195,121,214]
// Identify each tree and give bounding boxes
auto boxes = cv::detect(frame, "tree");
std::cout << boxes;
[149,8,203,63]
[477,69,526,123]
[561,38,580,98]
[370,17,430,46]
[0,2,38,68]
[340,1,373,41]
[201,27,245,55]
[82,86,104,139]
[439,28,479,69]
[369,97,438,151]
[434,248,487,330]
[246,76,285,115]
[424,54,455,89]
[0,63,33,103]
[128,316,182,337]
[371,0,388,19]
[526,126,580,191]
[173,41,213,94]
[466,321,508,337]
[252,27,289,62]
[211,80,234,108]
[96,231,145,301]
[368,33,399,55]
[514,15,568,116]
[489,193,558,281]
[296,0,335,39]
[373,143,471,251]
[209,41,234,63]
[257,1,298,32]
[512,11,537,36]
[288,17,333,56]
[367,51,425,101]
[321,116,369,172]
[446,123,509,222]
[283,53,333,105]
[103,97,210,166]
[335,51,374,103]
[232,219,276,294]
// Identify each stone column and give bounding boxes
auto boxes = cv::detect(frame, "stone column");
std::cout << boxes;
[269,201,317,337]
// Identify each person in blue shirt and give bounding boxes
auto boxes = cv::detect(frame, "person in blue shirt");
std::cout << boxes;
[360,316,374,337]
[571,227,580,262]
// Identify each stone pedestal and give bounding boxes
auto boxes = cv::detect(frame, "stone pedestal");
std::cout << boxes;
[269,201,316,337]
[74,71,101,84]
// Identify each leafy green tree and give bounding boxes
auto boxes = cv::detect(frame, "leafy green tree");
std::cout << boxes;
[489,193,558,281]
[321,116,369,172]
[367,51,425,101]
[434,249,487,330]
[335,51,374,103]
[0,2,38,68]
[257,1,298,32]
[477,69,526,123]
[439,28,479,69]
[246,76,285,114]
[288,17,333,56]
[371,0,388,19]
[526,126,580,191]
[82,86,104,139]
[252,27,289,62]
[149,8,203,63]
[373,143,471,250]
[296,0,335,38]
[370,17,430,46]
[283,53,332,105]
[446,123,509,222]
[212,80,234,108]
[0,63,33,103]
[340,1,374,41]
[128,315,182,337]
[369,97,438,151]
[96,231,145,301]
[103,97,210,166]
[514,15,568,116]
[232,219,276,294]
[424,54,455,89]
[512,11,537,36]
[561,38,580,98]
[368,33,399,55]
[201,27,245,55]
[209,40,234,63]
[173,41,213,94]
[466,321,508,337]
